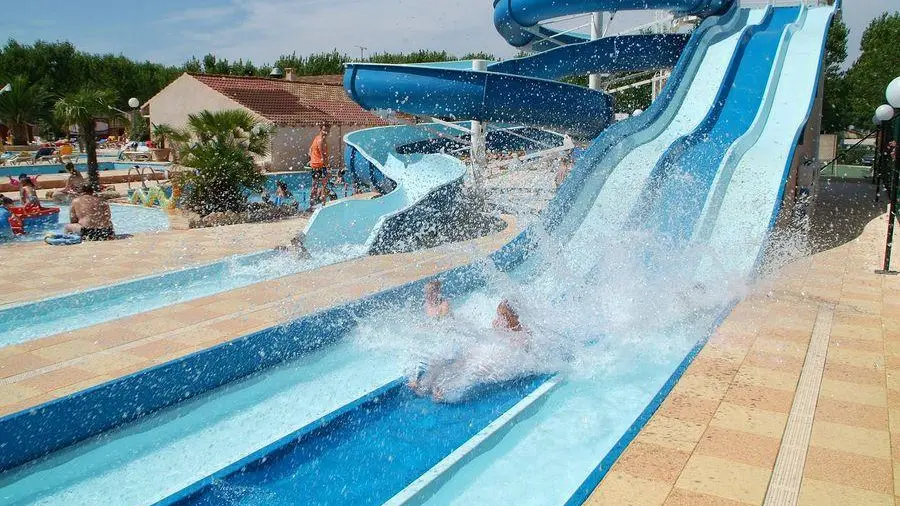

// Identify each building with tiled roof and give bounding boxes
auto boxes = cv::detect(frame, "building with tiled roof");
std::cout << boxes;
[143,70,387,171]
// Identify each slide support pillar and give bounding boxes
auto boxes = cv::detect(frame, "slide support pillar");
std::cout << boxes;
[470,59,488,187]
[589,13,603,91]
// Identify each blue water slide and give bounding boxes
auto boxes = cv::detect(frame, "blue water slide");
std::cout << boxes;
[542,2,744,237]
[0,2,842,505]
[633,6,801,244]
[493,0,733,49]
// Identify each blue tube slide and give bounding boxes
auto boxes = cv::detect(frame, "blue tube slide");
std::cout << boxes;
[633,6,801,243]
[344,65,613,138]
[494,0,733,48]
[486,33,689,80]
[343,33,690,139]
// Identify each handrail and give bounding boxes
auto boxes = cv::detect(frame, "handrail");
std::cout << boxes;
[817,129,877,173]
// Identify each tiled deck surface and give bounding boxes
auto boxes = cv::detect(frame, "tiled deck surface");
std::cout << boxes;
[588,211,900,506]
[0,217,306,307]
[0,217,520,418]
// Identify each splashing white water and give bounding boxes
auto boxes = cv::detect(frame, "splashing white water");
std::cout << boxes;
[352,224,748,402]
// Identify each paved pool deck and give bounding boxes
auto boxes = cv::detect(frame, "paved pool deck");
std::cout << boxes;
[0,216,521,417]
[588,210,900,506]
[0,216,306,307]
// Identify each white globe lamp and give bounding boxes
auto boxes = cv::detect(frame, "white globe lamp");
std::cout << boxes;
[875,104,895,123]
[632,108,643,117]
[128,97,140,109]
[886,76,900,109]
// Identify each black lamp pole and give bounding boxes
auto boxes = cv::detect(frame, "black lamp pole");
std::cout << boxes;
[877,114,900,274]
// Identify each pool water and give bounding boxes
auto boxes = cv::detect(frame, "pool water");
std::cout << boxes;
[259,173,352,209]
[2,202,169,243]
[0,246,363,348]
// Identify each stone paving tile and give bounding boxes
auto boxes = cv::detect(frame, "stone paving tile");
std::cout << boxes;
[803,446,893,494]
[798,478,894,506]
[674,455,771,504]
[0,217,306,307]
[588,212,900,504]
[586,471,672,506]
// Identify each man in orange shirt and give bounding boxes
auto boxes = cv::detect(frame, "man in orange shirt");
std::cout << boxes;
[308,124,329,206]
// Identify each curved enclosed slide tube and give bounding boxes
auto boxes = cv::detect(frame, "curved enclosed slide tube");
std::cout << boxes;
[343,32,690,139]
[493,0,732,49]
[302,123,466,253]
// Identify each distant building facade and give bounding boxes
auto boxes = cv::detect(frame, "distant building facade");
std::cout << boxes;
[143,71,387,170]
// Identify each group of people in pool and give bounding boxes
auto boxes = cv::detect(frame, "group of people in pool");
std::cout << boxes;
[409,280,533,401]
[3,167,116,241]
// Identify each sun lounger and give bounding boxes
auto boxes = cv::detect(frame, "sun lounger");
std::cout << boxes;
[9,152,34,165]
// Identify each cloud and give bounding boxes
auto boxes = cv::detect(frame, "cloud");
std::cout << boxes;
[171,0,520,63]
[161,5,237,24]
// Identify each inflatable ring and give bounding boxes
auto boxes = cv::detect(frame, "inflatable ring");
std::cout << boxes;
[44,233,82,246]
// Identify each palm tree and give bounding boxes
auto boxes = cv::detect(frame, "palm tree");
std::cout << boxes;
[0,76,52,145]
[178,109,273,215]
[183,109,272,157]
[54,90,115,189]
[151,122,189,149]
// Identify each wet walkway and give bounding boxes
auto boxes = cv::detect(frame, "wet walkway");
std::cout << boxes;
[589,208,900,503]
[0,217,305,307]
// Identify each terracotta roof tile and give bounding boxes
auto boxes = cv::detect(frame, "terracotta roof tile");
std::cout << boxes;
[189,73,386,127]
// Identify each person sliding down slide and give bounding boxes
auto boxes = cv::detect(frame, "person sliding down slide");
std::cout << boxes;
[410,298,536,403]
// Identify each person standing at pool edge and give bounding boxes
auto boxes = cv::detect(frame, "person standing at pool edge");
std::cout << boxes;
[308,124,330,206]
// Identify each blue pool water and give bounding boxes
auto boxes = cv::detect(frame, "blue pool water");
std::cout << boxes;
[0,161,170,178]
[2,202,169,243]
[259,173,352,209]
[0,244,363,347]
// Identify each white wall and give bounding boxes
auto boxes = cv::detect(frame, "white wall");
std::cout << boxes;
[271,125,370,171]
[147,74,376,172]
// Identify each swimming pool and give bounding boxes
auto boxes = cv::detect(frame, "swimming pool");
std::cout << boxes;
[1,202,170,243]
[0,161,170,178]
[0,244,362,348]
[260,173,352,209]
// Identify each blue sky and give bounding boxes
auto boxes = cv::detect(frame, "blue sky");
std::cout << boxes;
[0,0,890,68]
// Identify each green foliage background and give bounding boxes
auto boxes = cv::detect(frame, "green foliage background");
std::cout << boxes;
[1,7,899,138]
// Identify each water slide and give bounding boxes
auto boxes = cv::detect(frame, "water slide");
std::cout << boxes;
[0,0,837,505]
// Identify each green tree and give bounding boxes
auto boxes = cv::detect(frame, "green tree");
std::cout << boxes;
[844,12,900,129]
[178,110,272,215]
[151,122,189,149]
[821,16,850,133]
[0,75,52,144]
[54,89,115,188]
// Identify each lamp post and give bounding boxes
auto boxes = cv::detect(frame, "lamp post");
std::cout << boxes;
[127,97,140,142]
[110,98,141,141]
[875,76,900,274]
[0,84,10,146]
